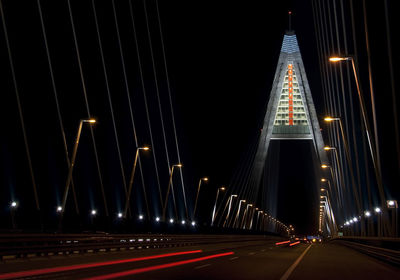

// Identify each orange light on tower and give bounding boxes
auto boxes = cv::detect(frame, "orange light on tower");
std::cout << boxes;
[287,64,294,125]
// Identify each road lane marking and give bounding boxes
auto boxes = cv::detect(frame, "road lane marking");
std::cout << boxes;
[83,251,234,280]
[229,257,239,260]
[280,245,312,280]
[248,252,255,255]
[194,264,211,269]
[261,249,265,252]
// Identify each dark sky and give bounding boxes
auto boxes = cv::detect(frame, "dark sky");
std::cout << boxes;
[0,0,398,235]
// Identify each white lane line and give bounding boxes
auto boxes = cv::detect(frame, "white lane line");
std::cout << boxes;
[248,252,255,255]
[229,256,239,260]
[280,245,312,280]
[194,264,211,270]
[261,249,266,252]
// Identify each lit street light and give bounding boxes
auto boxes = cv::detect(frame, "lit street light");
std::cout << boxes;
[233,200,246,228]
[162,164,183,221]
[329,56,351,62]
[124,146,150,218]
[60,119,96,218]
[223,194,237,227]
[211,186,225,226]
[192,177,209,220]
[10,201,18,229]
[329,56,387,230]
[324,117,340,122]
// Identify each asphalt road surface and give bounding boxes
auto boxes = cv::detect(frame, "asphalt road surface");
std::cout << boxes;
[0,239,399,279]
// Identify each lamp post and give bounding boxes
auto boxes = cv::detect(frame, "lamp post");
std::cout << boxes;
[324,147,344,196]
[211,186,225,226]
[330,56,388,236]
[329,57,379,179]
[255,210,263,231]
[60,119,96,219]
[192,177,208,220]
[241,203,253,229]
[386,200,398,237]
[223,194,237,227]
[10,201,18,229]
[233,200,246,228]
[162,164,182,221]
[123,146,150,218]
[324,117,365,235]
[375,207,382,237]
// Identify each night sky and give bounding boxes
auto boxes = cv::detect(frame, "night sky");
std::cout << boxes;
[0,0,398,235]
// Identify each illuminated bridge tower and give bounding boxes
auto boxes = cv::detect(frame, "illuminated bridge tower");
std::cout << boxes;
[252,30,328,209]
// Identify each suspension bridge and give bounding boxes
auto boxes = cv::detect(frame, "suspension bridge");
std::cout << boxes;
[0,0,399,279]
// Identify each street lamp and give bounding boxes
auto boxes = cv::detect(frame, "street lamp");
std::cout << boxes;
[193,177,209,220]
[241,203,253,229]
[10,201,18,229]
[211,186,225,226]
[324,117,340,122]
[233,200,246,228]
[365,211,371,217]
[387,200,397,208]
[329,56,385,222]
[56,206,63,213]
[223,194,237,227]
[60,119,96,216]
[162,164,183,221]
[91,209,97,216]
[124,146,151,218]
[329,56,351,62]
[321,164,330,169]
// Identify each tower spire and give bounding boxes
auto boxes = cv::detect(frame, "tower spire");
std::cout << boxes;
[288,11,292,31]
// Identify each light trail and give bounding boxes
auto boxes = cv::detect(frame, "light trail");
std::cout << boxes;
[0,250,202,280]
[289,241,301,246]
[275,240,291,245]
[84,251,234,280]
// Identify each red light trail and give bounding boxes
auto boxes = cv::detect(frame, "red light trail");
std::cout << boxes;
[0,250,202,280]
[84,251,235,280]
[275,240,291,245]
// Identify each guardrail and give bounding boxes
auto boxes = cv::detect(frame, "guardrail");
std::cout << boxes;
[331,237,400,266]
[0,234,279,260]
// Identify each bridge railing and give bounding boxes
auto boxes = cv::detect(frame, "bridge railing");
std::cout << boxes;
[331,237,400,266]
[0,233,282,260]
